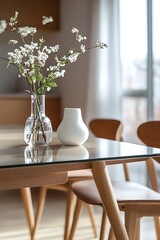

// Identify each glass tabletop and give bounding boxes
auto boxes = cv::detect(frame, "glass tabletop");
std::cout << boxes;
[0,127,160,168]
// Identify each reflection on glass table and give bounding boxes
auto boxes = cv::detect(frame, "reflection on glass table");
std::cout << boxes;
[24,146,54,164]
[55,145,89,161]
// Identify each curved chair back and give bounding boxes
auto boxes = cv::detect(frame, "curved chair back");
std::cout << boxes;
[137,120,160,148]
[89,119,123,141]
[137,120,160,193]
[89,118,129,181]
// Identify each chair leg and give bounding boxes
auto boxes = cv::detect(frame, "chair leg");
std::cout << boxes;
[65,190,98,240]
[146,158,159,192]
[153,217,160,240]
[86,204,98,237]
[32,187,47,240]
[125,205,138,240]
[68,198,84,240]
[135,217,140,240]
[64,188,76,240]
[99,208,108,240]
[123,163,130,181]
[108,227,116,240]
[108,216,140,240]
[20,188,35,238]
[146,159,160,240]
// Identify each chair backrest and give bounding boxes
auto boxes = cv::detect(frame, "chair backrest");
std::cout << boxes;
[137,121,160,148]
[89,118,129,181]
[137,121,160,192]
[89,119,123,141]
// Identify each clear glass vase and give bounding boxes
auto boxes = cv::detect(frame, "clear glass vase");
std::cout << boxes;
[24,95,53,146]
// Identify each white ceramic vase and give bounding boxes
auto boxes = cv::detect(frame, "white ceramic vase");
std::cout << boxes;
[57,108,89,145]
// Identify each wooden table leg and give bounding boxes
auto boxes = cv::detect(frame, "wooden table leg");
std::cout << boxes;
[91,161,129,240]
[32,187,47,240]
[20,188,35,238]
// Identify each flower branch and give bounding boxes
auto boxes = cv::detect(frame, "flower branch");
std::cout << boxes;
[0,11,107,146]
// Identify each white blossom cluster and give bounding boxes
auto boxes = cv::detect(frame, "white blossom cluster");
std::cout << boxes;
[0,12,107,95]
[0,20,7,33]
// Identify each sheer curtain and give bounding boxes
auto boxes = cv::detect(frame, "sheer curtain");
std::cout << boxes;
[86,0,124,180]
[86,0,122,124]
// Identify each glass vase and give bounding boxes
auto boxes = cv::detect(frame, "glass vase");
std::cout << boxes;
[24,95,53,146]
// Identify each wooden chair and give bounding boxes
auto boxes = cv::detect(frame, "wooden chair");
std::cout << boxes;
[32,119,124,240]
[67,120,160,240]
[137,120,160,239]
[70,179,160,240]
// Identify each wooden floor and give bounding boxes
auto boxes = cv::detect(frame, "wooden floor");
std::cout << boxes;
[0,188,157,240]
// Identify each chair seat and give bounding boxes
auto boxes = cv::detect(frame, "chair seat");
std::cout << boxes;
[71,180,160,206]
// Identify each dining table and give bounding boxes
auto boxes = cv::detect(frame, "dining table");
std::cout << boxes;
[0,126,160,240]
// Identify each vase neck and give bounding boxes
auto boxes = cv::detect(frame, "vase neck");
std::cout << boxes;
[31,95,45,116]
[63,108,83,122]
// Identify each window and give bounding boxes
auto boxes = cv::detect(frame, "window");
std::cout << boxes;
[153,0,160,119]
[119,0,158,143]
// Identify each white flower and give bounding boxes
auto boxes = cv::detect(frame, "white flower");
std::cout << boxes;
[37,50,49,66]
[8,50,23,64]
[50,45,59,53]
[71,27,79,34]
[80,45,86,53]
[23,68,29,75]
[42,16,53,25]
[96,40,108,49]
[76,34,83,42]
[30,42,38,49]
[0,20,7,33]
[60,70,65,77]
[14,12,18,18]
[28,55,35,64]
[54,69,65,78]
[28,70,35,76]
[9,11,18,27]
[8,40,18,45]
[47,66,57,71]
[18,27,37,37]
[54,71,62,78]
[76,34,87,42]
[47,87,51,91]
[67,52,80,63]
[72,27,86,42]
[24,61,31,67]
